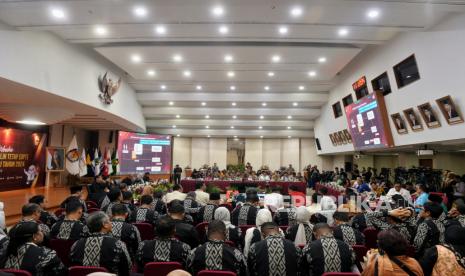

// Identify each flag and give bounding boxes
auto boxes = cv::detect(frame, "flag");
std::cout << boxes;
[111,149,118,175]
[107,148,113,175]
[86,152,91,165]
[65,135,80,175]
[79,148,88,177]
[92,148,100,176]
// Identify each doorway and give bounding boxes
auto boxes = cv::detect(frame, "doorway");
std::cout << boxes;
[419,158,433,168]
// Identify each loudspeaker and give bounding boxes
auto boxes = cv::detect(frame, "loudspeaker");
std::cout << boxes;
[89,131,99,150]
[109,131,114,143]
[315,138,322,150]
[345,162,353,172]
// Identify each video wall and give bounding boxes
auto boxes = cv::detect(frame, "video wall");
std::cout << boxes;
[117,131,172,174]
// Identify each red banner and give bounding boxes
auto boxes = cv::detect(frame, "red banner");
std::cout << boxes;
[0,127,47,191]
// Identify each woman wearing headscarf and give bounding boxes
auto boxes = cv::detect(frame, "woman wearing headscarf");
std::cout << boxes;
[285,206,314,245]
[420,225,465,275]
[1,221,67,276]
[214,207,242,249]
[243,209,283,257]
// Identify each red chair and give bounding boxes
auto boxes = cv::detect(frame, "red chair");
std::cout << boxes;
[134,222,155,241]
[86,201,98,209]
[0,269,32,276]
[238,225,255,239]
[198,270,237,276]
[322,273,360,276]
[429,192,448,205]
[363,228,379,249]
[87,207,100,214]
[352,245,368,272]
[49,239,76,267]
[279,225,289,233]
[68,266,108,276]
[225,240,236,247]
[54,208,65,217]
[144,262,183,276]
[195,221,209,243]
[297,244,305,249]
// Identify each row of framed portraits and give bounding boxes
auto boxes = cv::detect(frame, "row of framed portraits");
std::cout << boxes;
[329,129,352,146]
[391,95,463,134]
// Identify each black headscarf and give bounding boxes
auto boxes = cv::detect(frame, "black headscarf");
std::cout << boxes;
[444,225,465,268]
[6,221,39,255]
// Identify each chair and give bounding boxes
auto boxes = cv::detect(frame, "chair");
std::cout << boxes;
[54,208,65,217]
[238,225,255,239]
[144,262,183,276]
[86,201,98,209]
[225,240,236,247]
[321,273,360,276]
[363,228,379,249]
[0,269,32,276]
[198,270,237,276]
[352,245,368,272]
[87,207,100,214]
[195,221,209,243]
[49,239,76,267]
[279,225,289,232]
[134,222,155,241]
[68,266,108,276]
[297,244,306,249]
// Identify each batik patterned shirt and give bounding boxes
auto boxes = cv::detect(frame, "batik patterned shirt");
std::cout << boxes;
[51,219,87,240]
[136,237,191,272]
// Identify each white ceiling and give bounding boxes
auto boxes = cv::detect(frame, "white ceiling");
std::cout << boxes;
[1,0,464,138]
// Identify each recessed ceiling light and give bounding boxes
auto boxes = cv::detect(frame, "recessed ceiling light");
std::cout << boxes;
[308,71,317,77]
[293,102,298,106]
[160,85,167,90]
[290,6,303,18]
[201,102,207,106]
[131,54,142,63]
[183,70,192,77]
[262,102,267,107]
[260,115,264,119]
[318,57,327,63]
[169,101,174,106]
[211,5,224,17]
[155,25,167,35]
[224,55,233,62]
[147,70,156,76]
[196,85,203,90]
[231,102,237,106]
[176,115,180,118]
[271,55,281,63]
[268,72,275,77]
[205,115,210,119]
[234,135,237,138]
[51,8,66,19]
[218,25,229,34]
[16,120,46,125]
[176,134,180,137]
[229,86,236,91]
[264,86,270,91]
[205,125,210,129]
[172,54,183,63]
[207,135,211,138]
[338,28,349,37]
[258,126,263,129]
[367,9,380,19]
[298,85,305,90]
[230,126,235,129]
[278,26,288,35]
[133,6,148,17]
[287,115,293,119]
[94,26,108,36]
[227,71,235,78]
[287,126,292,129]
[288,135,292,138]
[260,135,264,138]
[232,115,237,119]
[172,125,177,128]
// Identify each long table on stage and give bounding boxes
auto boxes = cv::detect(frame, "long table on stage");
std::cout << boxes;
[180,180,306,194]
[315,183,343,197]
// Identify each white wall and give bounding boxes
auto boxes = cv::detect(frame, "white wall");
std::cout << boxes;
[262,139,282,170]
[245,139,263,169]
[191,138,210,169]
[209,138,227,170]
[314,14,465,155]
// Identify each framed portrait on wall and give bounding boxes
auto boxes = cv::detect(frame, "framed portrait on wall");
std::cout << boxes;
[343,129,352,143]
[335,132,343,145]
[338,131,347,144]
[418,102,441,128]
[329,134,336,146]
[403,108,424,132]
[436,95,464,125]
[46,147,65,172]
[391,113,408,134]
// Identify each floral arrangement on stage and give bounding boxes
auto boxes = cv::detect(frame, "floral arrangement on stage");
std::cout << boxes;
[128,180,173,201]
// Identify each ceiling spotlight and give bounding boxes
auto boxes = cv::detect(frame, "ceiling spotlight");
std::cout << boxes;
[51,8,66,19]
[169,101,174,106]
[232,115,237,119]
[172,125,177,128]
[224,55,233,62]
[234,135,237,138]
[196,85,203,90]
[205,125,210,129]
[147,70,156,76]
[230,126,235,129]
[131,54,142,63]
[258,126,263,129]
[15,120,46,125]
[293,102,298,106]
[231,102,237,106]
[290,6,303,18]
[205,115,210,119]
[160,85,167,90]
[133,6,148,17]
[298,85,305,90]
[227,71,235,78]
[155,25,167,35]
[260,135,264,138]
[262,102,267,107]
[338,28,349,37]
[308,71,317,77]
[201,102,207,106]
[287,115,293,119]
[218,25,229,34]
[172,54,183,63]
[94,26,108,36]
[183,70,192,77]
[278,26,288,34]
[271,55,281,63]
[318,57,327,63]
[229,86,236,91]
[367,9,380,19]
[177,134,181,137]
[268,72,275,77]
[288,135,292,139]
[207,135,211,138]
[176,115,180,118]
[264,86,270,91]
[211,5,224,17]
[287,126,292,129]
[260,115,264,119]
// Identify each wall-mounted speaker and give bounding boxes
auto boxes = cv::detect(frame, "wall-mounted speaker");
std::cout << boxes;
[315,138,322,150]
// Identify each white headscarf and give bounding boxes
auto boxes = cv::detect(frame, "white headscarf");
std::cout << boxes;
[294,206,312,245]
[244,209,273,257]
[214,207,234,229]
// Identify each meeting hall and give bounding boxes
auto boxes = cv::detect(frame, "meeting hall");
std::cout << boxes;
[1,1,465,276]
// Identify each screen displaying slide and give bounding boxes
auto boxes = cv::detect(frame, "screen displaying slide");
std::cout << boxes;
[117,131,172,174]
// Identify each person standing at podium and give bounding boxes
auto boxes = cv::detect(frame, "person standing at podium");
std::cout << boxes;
[174,164,183,185]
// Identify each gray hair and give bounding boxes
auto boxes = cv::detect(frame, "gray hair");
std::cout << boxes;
[86,211,110,233]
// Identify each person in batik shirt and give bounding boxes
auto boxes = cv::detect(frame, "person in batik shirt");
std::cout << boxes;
[232,191,259,226]
[51,199,87,240]
[197,192,221,224]
[129,195,159,225]
[110,203,141,256]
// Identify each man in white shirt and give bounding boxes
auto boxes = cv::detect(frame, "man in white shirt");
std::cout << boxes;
[194,181,210,206]
[264,187,284,212]
[164,184,187,203]
[259,173,270,181]
[386,183,412,202]
[319,187,337,210]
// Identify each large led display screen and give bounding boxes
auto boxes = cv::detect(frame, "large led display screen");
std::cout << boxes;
[345,91,394,150]
[117,131,172,174]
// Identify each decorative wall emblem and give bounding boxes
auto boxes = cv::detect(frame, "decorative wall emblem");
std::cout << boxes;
[98,72,121,105]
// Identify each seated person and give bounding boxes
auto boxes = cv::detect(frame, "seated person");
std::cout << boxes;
[183,191,200,216]
[264,186,284,212]
[187,220,247,276]
[248,222,302,276]
[357,180,371,193]
[285,206,313,245]
[332,211,364,246]
[412,202,443,257]
[19,203,50,239]
[152,190,168,215]
[101,188,122,216]
[121,190,136,215]
[288,185,306,207]
[244,209,284,257]
[168,201,199,249]
[301,223,355,276]
[232,190,260,226]
[129,195,158,225]
[319,187,336,210]
[137,216,191,272]
[413,184,429,212]
[165,184,187,203]
[214,207,242,249]
[29,195,57,227]
[197,192,220,223]
[50,199,86,240]
[194,182,210,206]
[363,229,423,276]
[446,202,465,227]
[110,203,141,256]
[60,185,87,213]
[386,183,412,202]
[70,212,132,276]
[2,221,67,275]
[273,203,298,227]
